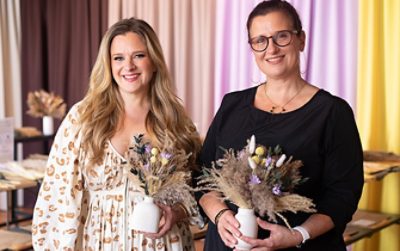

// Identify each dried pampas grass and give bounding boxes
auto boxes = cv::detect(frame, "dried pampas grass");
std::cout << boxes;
[26,90,66,119]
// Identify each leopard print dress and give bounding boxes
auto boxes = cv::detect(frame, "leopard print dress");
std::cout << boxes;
[32,104,203,251]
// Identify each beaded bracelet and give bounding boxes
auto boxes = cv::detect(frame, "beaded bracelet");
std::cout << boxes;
[214,208,230,227]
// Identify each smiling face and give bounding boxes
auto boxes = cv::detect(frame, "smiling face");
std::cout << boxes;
[110,32,155,97]
[249,11,305,81]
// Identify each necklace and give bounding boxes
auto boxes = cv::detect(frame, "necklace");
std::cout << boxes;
[264,82,305,113]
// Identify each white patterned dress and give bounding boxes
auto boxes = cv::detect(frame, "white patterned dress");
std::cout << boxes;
[32,103,203,250]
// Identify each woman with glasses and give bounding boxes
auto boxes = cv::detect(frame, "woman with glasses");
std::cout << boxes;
[197,0,363,250]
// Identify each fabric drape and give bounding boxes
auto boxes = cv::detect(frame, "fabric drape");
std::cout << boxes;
[0,0,21,211]
[20,0,108,131]
[20,0,108,207]
[355,0,400,251]
[0,0,21,123]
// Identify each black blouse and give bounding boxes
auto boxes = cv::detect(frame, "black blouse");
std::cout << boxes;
[198,86,364,251]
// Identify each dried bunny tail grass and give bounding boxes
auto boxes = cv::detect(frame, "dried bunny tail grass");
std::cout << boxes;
[275,194,316,214]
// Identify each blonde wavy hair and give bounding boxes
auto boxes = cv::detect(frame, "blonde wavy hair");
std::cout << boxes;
[79,17,201,168]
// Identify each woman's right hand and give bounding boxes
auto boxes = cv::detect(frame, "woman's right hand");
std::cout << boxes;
[199,192,242,248]
[216,209,242,248]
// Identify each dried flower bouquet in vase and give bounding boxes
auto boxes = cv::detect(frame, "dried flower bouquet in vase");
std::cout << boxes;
[26,90,66,135]
[198,135,316,250]
[125,134,200,233]
[26,90,66,119]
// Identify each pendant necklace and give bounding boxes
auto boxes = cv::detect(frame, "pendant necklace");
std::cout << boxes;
[264,82,305,113]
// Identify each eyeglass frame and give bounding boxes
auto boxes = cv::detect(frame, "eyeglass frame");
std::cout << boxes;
[248,30,300,52]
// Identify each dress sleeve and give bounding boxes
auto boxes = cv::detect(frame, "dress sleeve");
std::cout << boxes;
[317,99,364,233]
[32,104,85,250]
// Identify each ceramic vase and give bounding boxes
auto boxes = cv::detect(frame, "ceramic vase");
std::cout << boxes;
[131,196,161,233]
[235,208,258,250]
[42,115,54,135]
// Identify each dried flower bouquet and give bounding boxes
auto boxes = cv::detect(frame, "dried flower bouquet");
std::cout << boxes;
[125,134,199,212]
[198,135,316,228]
[26,90,66,119]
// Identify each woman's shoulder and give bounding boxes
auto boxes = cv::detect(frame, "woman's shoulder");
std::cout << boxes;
[65,101,84,118]
[315,89,355,115]
[220,86,258,106]
[57,101,84,130]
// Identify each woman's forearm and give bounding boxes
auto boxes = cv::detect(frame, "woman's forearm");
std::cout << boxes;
[199,191,230,224]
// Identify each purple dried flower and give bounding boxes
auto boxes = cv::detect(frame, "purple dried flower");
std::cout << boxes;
[249,174,261,185]
[143,163,150,171]
[272,184,282,196]
[265,156,272,167]
[145,144,151,153]
[161,152,172,159]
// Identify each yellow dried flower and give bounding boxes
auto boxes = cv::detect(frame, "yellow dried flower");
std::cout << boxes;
[151,148,159,156]
[251,155,260,165]
[255,146,265,156]
[161,158,169,166]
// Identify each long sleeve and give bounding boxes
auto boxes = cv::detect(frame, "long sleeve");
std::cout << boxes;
[316,98,364,233]
[32,104,85,250]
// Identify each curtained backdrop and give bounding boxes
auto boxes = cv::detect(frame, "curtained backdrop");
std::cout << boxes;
[19,0,108,206]
[0,0,399,250]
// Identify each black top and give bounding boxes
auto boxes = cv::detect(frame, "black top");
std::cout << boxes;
[198,86,364,251]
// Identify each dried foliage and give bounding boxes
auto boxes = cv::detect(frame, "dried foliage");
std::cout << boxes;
[198,135,316,228]
[125,134,197,209]
[26,90,66,118]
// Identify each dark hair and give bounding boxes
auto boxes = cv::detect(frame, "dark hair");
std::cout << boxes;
[246,0,302,39]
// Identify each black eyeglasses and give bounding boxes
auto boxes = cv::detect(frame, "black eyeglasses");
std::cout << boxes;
[249,30,299,52]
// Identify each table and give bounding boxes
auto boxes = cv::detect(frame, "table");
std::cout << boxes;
[0,178,38,228]
[343,210,400,245]
[363,150,400,182]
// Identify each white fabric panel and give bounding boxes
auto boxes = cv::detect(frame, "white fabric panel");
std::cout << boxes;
[0,0,22,123]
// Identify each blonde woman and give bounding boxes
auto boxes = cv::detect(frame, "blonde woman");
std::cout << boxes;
[32,17,203,250]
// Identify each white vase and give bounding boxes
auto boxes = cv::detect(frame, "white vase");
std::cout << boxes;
[235,208,258,250]
[42,116,54,135]
[130,196,161,233]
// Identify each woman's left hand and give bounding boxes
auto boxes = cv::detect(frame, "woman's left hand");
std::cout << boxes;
[143,203,180,239]
[235,218,302,251]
